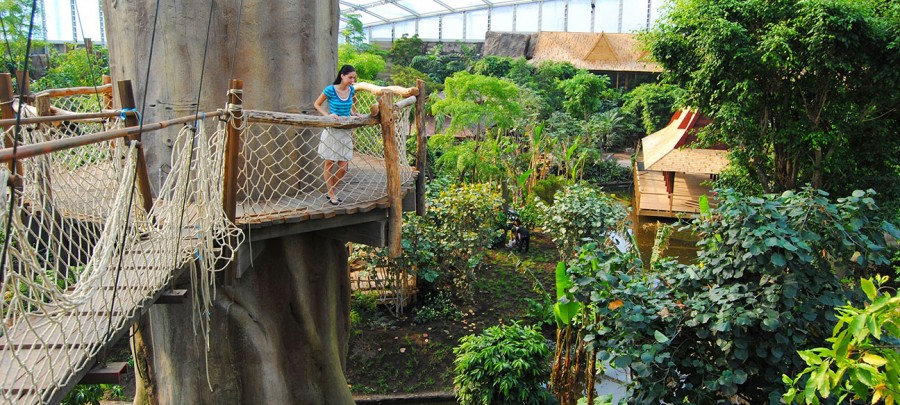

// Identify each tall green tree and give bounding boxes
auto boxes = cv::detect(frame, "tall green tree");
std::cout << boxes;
[645,0,900,194]
[0,0,44,74]
[431,71,521,138]
[388,33,423,67]
[558,70,613,122]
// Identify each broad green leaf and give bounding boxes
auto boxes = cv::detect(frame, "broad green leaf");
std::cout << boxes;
[861,278,877,301]
[862,353,887,367]
[654,330,668,343]
[699,195,710,217]
[555,261,571,299]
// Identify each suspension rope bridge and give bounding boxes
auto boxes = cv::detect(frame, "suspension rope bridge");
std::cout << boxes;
[0,76,424,404]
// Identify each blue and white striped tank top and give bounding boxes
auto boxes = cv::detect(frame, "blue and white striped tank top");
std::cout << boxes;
[323,84,355,116]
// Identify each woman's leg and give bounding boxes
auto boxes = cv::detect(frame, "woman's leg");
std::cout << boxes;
[335,160,349,187]
[324,160,335,198]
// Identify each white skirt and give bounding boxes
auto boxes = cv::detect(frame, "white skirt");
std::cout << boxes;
[318,128,354,161]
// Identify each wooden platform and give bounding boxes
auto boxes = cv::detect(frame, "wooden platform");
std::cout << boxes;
[634,170,717,218]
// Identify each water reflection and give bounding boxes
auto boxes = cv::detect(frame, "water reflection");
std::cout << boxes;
[611,190,700,267]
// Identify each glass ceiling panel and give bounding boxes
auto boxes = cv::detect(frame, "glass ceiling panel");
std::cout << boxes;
[396,0,447,15]
[365,4,411,20]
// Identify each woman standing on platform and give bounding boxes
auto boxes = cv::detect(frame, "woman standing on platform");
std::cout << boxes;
[314,64,359,205]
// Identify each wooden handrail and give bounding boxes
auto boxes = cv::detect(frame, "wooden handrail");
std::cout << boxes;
[0,111,223,163]
[244,110,378,128]
[354,82,419,98]
[33,83,113,99]
[0,111,132,126]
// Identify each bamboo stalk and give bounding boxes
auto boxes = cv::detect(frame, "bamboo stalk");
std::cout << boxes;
[0,111,129,127]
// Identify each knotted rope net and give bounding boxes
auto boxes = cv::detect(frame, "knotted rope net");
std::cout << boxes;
[0,100,243,403]
[235,90,416,224]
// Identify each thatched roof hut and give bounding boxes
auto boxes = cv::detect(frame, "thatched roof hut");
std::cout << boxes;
[640,109,728,174]
[529,32,661,73]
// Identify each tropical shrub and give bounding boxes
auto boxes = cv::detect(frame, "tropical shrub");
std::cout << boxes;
[453,322,553,405]
[338,44,385,81]
[537,183,627,256]
[551,187,899,404]
[784,274,900,405]
[33,45,109,91]
[388,33,424,66]
[531,176,566,205]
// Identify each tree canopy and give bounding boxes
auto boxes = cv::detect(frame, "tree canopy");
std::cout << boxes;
[645,0,900,196]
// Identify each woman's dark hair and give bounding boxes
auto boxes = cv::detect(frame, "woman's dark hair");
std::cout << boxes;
[333,64,356,85]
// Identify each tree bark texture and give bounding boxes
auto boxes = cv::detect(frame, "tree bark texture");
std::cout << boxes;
[102,1,354,403]
[102,0,338,193]
[131,233,353,404]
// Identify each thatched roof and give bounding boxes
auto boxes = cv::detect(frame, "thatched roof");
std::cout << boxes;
[641,109,728,174]
[530,32,661,73]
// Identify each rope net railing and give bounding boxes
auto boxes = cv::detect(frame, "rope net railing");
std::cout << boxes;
[235,90,416,224]
[0,108,242,403]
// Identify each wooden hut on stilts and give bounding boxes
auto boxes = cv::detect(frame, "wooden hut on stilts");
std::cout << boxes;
[634,109,728,218]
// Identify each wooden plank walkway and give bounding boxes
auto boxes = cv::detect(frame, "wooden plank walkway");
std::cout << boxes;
[3,152,415,403]
[634,170,717,218]
[0,234,198,404]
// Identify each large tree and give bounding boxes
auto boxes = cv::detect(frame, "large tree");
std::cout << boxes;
[645,0,900,195]
[102,1,354,403]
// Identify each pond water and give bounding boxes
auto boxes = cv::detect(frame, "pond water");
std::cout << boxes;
[613,190,700,267]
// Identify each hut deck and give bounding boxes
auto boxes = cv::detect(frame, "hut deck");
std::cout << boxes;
[634,170,717,218]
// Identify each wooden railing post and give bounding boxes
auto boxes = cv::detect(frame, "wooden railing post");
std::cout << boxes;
[223,79,243,225]
[0,73,23,187]
[116,80,154,213]
[101,75,113,109]
[379,90,402,258]
[223,80,243,286]
[414,79,426,216]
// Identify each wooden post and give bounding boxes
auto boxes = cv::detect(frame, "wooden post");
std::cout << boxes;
[414,79,426,216]
[223,80,243,285]
[0,73,23,187]
[85,38,93,55]
[632,160,641,216]
[14,70,29,97]
[380,90,402,258]
[223,79,243,224]
[101,75,113,109]
[34,94,53,200]
[116,80,154,213]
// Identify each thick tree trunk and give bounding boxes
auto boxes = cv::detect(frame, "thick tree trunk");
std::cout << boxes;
[101,0,353,403]
[132,234,353,404]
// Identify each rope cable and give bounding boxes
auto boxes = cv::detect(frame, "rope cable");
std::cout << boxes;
[0,0,39,285]
[71,0,105,113]
[227,0,246,85]
[103,0,164,346]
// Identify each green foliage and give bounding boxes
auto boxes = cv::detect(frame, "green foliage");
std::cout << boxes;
[62,384,123,405]
[431,72,521,137]
[531,176,567,206]
[350,291,379,329]
[410,44,468,85]
[356,182,503,300]
[582,157,630,185]
[340,13,367,49]
[558,70,613,121]
[470,56,514,78]
[0,0,45,74]
[338,44,385,81]
[453,322,553,405]
[784,274,900,405]
[413,290,462,324]
[33,45,109,91]
[531,61,579,119]
[619,83,685,135]
[537,183,627,256]
[388,34,424,66]
[645,0,900,193]
[561,187,899,404]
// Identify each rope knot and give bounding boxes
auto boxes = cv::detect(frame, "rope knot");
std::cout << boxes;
[120,108,142,125]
